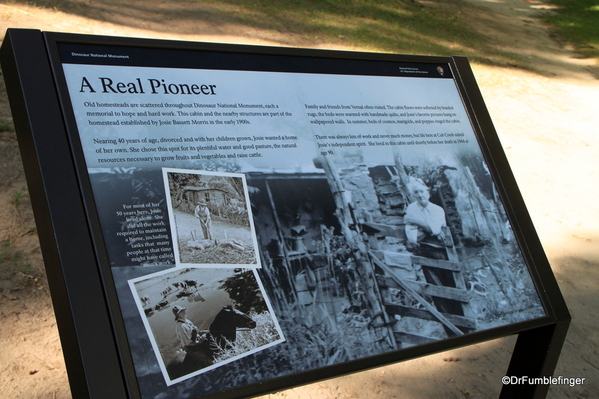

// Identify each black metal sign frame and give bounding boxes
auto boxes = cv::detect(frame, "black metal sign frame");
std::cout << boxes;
[1,28,569,399]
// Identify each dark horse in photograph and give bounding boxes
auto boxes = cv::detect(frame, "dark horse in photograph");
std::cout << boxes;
[209,305,257,349]
[166,305,256,380]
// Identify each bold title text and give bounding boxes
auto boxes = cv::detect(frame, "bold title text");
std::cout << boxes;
[80,77,217,96]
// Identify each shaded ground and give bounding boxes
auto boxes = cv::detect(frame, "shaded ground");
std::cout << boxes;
[0,0,598,398]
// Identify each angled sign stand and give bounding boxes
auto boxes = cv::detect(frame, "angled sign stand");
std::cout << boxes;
[1,29,569,399]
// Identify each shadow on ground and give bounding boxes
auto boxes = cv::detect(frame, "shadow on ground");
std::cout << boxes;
[4,0,598,78]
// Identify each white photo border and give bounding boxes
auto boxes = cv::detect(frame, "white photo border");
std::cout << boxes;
[128,266,285,386]
[162,167,262,269]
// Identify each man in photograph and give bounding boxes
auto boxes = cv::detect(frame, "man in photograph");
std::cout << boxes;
[404,178,448,257]
[194,201,213,240]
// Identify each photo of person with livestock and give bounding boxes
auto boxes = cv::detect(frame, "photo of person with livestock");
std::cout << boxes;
[130,267,284,384]
[173,305,204,350]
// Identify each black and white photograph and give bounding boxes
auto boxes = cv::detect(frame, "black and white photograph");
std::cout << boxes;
[163,168,261,268]
[246,147,546,354]
[129,267,284,385]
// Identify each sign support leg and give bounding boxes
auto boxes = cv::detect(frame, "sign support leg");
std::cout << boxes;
[500,320,570,398]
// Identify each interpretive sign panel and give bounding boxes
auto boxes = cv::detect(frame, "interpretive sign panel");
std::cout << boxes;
[1,29,569,399]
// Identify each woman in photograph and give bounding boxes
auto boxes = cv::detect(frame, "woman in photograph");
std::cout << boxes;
[194,201,213,240]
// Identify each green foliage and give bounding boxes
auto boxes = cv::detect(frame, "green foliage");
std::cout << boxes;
[200,0,525,67]
[0,241,30,273]
[0,241,14,263]
[545,0,599,59]
[21,264,35,275]
[0,119,14,132]
[11,190,26,207]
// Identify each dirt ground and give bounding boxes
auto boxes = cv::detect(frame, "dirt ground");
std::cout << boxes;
[0,0,598,398]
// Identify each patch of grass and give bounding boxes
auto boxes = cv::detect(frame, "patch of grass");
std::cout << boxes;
[20,263,35,275]
[0,241,30,272]
[11,190,26,207]
[0,119,14,132]
[200,0,527,67]
[545,0,599,59]
[0,241,15,263]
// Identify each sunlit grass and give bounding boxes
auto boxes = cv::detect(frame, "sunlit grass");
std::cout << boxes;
[545,0,599,59]
[199,0,527,67]
[14,0,598,70]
